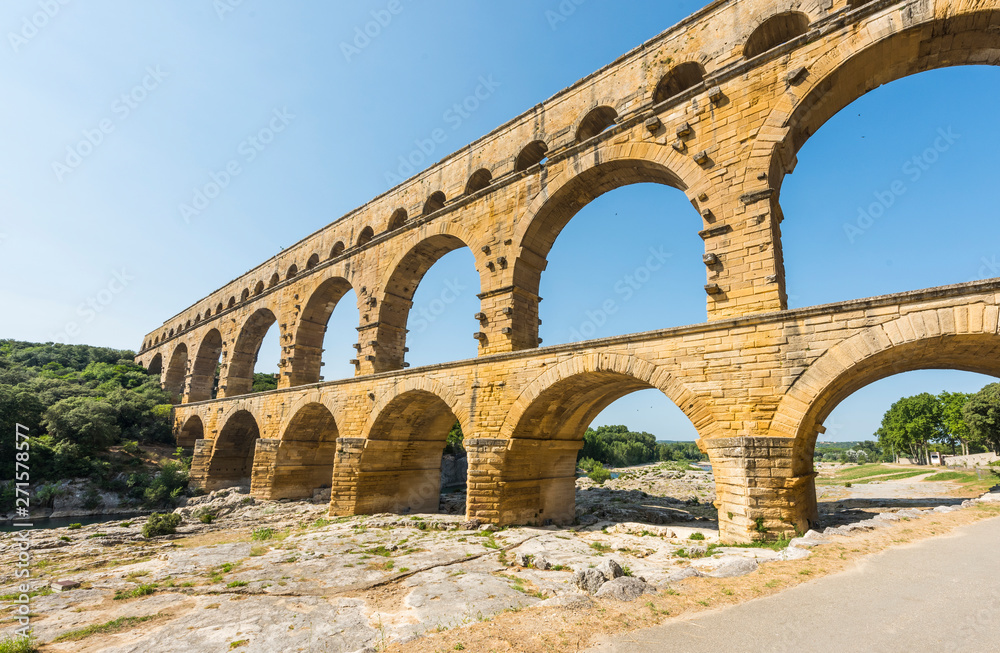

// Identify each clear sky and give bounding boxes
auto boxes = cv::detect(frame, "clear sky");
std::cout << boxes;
[1,1,998,442]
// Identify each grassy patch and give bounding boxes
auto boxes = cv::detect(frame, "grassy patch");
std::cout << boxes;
[589,542,612,553]
[250,528,274,541]
[0,635,36,653]
[53,614,164,642]
[113,583,157,601]
[226,580,248,588]
[924,471,975,482]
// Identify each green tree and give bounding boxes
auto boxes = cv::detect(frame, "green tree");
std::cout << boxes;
[40,396,121,452]
[875,393,944,465]
[963,383,1000,455]
[939,391,973,455]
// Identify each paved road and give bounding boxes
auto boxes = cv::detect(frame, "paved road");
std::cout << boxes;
[589,515,1000,653]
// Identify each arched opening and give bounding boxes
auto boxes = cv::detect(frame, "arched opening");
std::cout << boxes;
[464,168,492,194]
[204,308,212,319]
[539,183,705,346]
[387,209,407,231]
[780,65,1000,306]
[330,241,346,258]
[288,276,357,385]
[306,253,320,270]
[576,106,618,143]
[253,281,265,296]
[268,273,280,288]
[356,226,374,247]
[496,368,704,525]
[227,297,236,309]
[185,320,192,329]
[187,329,223,402]
[653,62,706,104]
[354,390,460,515]
[240,289,250,302]
[286,264,299,280]
[224,308,278,397]
[177,415,204,448]
[423,191,446,215]
[216,302,224,314]
[206,410,260,490]
[194,314,201,324]
[374,234,482,371]
[781,333,1000,532]
[163,344,188,404]
[514,140,548,172]
[743,12,809,59]
[147,353,162,376]
[260,403,339,500]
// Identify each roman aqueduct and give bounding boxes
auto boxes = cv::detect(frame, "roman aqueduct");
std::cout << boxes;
[136,0,1000,541]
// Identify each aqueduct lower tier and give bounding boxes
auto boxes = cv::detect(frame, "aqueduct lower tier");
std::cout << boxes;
[172,281,1000,542]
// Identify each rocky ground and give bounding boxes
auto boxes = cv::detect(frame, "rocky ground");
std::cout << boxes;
[0,462,995,652]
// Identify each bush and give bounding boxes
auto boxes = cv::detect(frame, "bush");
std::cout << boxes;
[689,532,705,541]
[82,485,103,510]
[250,527,274,541]
[587,462,612,485]
[142,461,189,508]
[67,523,82,530]
[0,634,36,653]
[197,510,215,524]
[142,513,181,538]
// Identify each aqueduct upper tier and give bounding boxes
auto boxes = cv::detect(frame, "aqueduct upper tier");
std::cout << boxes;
[137,0,1000,541]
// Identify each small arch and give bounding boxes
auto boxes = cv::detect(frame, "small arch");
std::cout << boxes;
[204,308,212,319]
[177,324,184,334]
[464,169,492,194]
[194,314,202,324]
[330,241,346,258]
[306,253,320,270]
[387,208,407,231]
[177,415,204,448]
[576,106,618,143]
[153,336,159,345]
[169,328,175,337]
[514,140,548,172]
[147,353,163,376]
[286,264,299,280]
[253,281,265,296]
[206,410,260,490]
[744,12,810,59]
[217,302,225,314]
[141,340,148,351]
[288,276,355,386]
[268,273,280,288]
[653,62,706,104]
[423,191,446,215]
[227,297,236,309]
[356,226,375,247]
[241,289,250,302]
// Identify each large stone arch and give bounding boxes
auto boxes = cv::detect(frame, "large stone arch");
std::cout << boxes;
[222,307,279,397]
[753,4,1000,192]
[332,380,466,517]
[367,226,486,372]
[204,410,261,491]
[509,144,710,350]
[187,329,223,403]
[251,401,339,500]
[483,352,715,525]
[163,343,189,404]
[286,274,357,387]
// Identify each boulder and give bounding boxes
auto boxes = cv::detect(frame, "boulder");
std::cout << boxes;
[702,557,758,578]
[596,559,624,581]
[572,569,608,594]
[595,577,655,601]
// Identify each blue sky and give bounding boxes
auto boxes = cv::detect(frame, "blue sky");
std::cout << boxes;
[1,1,997,442]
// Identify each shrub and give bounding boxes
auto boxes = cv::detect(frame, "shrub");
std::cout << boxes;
[251,527,274,541]
[113,583,156,600]
[587,462,612,485]
[142,513,181,538]
[197,509,215,524]
[67,523,82,530]
[0,634,36,653]
[689,532,705,541]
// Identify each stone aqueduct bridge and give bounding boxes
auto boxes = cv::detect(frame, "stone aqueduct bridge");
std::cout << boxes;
[136,0,1000,541]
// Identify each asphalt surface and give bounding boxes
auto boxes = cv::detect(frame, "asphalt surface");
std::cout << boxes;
[588,515,1000,653]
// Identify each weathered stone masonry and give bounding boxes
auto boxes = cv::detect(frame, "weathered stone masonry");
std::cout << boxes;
[136,0,1000,541]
